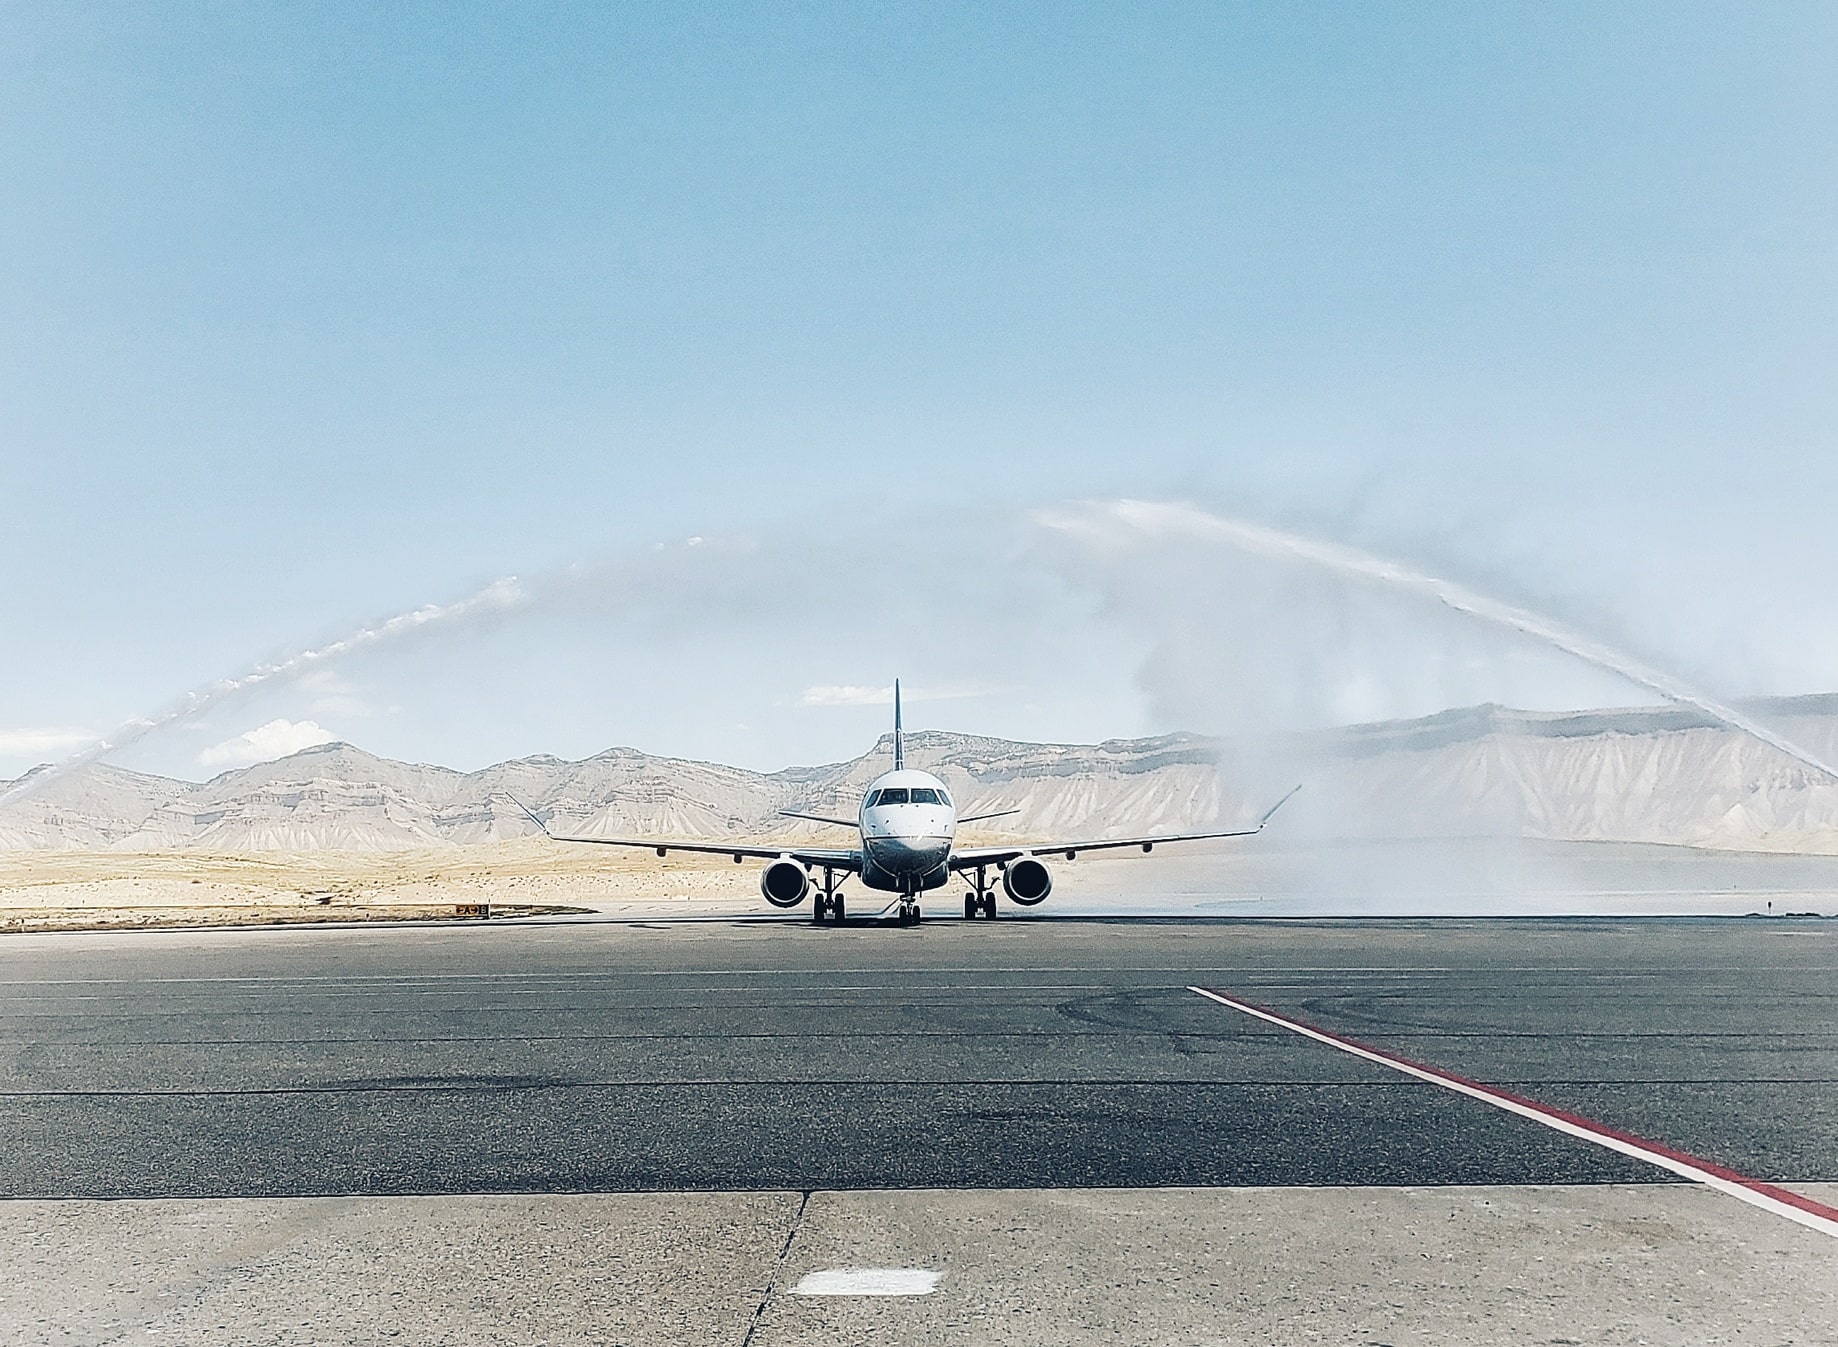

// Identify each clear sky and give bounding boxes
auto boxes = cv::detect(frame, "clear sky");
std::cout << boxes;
[3,2,1835,778]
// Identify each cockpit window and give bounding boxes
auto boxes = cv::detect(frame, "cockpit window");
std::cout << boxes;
[908,787,942,805]
[875,787,909,806]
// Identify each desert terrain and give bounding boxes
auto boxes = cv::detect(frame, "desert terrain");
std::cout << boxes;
[0,841,767,933]
[7,697,1838,930]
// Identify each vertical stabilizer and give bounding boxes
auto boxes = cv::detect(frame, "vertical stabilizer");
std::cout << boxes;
[893,678,904,770]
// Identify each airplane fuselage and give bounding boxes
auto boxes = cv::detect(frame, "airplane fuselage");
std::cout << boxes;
[856,767,957,892]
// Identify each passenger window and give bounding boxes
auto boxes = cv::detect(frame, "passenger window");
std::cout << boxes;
[908,788,941,805]
[877,787,909,805]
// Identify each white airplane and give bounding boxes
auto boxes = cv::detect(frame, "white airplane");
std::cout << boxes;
[514,681,1298,924]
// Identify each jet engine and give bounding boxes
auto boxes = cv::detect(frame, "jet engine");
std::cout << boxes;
[1002,857,1052,905]
[760,859,810,908]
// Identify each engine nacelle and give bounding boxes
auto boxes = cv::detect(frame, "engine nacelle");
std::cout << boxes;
[760,859,810,908]
[1002,857,1052,906]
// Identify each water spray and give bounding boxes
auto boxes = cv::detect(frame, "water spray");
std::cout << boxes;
[0,575,527,810]
[1043,499,1838,786]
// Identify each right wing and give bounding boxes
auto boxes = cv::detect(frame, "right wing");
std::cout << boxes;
[508,796,860,870]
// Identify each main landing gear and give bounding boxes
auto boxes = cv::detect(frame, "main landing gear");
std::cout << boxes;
[963,866,997,919]
[812,869,846,924]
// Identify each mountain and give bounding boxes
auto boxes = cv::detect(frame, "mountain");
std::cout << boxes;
[0,731,1232,852]
[1303,696,1838,851]
[5,695,1838,852]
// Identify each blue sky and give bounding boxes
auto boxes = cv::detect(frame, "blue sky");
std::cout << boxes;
[3,3,1835,776]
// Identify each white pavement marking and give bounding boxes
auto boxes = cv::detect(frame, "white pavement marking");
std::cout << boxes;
[1189,985,1838,1242]
[790,1267,941,1296]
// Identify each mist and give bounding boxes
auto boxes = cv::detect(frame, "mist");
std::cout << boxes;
[13,492,1837,817]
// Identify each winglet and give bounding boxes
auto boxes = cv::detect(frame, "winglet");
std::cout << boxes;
[506,794,554,839]
[893,678,904,771]
[1258,783,1304,828]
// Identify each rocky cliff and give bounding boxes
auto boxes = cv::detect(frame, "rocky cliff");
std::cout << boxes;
[6,695,1838,852]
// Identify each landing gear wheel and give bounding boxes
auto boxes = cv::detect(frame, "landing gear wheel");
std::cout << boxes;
[965,893,977,919]
[812,894,828,923]
[831,895,845,924]
[979,893,996,919]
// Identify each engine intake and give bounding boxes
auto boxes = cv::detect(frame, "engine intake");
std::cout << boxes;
[1002,857,1052,906]
[760,859,810,908]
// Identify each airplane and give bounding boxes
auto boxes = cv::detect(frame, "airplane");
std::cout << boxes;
[512,681,1299,925]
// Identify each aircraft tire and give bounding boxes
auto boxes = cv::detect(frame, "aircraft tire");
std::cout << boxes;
[812,896,827,923]
[964,894,977,919]
[980,893,996,919]
[832,896,845,923]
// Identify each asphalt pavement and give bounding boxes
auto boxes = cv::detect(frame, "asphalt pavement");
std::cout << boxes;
[1,914,1832,1198]
[5,913,1838,1345]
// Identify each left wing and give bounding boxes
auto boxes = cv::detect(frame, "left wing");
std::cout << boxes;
[950,784,1301,869]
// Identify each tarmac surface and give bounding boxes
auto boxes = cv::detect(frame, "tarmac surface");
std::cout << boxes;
[3,913,1835,1196]
[3,912,1836,1343]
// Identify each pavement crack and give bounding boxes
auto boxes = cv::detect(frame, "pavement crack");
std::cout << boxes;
[740,1189,811,1347]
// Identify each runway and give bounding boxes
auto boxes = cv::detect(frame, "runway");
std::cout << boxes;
[3,914,1834,1196]
[3,914,1836,1343]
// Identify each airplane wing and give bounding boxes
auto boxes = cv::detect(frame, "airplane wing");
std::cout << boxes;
[782,848,861,869]
[506,796,860,869]
[551,834,780,860]
[530,828,861,871]
[956,807,1019,824]
[950,785,1301,869]
[779,810,858,827]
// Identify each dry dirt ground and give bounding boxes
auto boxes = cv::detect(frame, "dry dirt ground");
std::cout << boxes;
[7,835,1838,932]
[0,840,774,932]
[0,822,1057,933]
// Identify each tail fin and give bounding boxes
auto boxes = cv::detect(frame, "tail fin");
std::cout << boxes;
[893,678,904,770]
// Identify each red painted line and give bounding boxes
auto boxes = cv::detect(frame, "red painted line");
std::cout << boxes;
[1188,986,1838,1239]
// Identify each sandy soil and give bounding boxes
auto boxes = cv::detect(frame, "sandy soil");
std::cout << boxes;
[6,836,1837,933]
[0,840,769,932]
[0,827,1050,934]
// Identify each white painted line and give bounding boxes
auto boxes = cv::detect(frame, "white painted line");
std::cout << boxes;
[1188,985,1838,1241]
[790,1267,941,1297]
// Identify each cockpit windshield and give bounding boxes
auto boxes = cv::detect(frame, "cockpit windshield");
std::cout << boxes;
[873,787,909,806]
[908,787,943,805]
